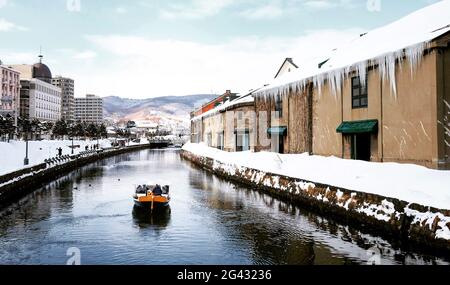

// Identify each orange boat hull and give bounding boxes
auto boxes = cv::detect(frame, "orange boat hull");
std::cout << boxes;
[134,194,170,208]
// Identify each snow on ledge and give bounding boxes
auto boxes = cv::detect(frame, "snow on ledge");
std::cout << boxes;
[182,142,450,210]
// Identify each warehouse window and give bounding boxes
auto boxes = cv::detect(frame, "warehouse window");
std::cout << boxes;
[275,96,283,117]
[352,76,368,109]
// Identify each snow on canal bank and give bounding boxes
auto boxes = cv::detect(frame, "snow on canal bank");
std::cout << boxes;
[182,143,450,211]
[0,139,112,176]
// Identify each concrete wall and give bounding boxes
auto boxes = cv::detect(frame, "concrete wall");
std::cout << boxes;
[382,50,438,168]
[255,97,271,152]
[202,113,223,148]
[288,88,312,154]
[312,82,343,157]
[200,103,256,152]
[255,94,310,154]
[255,92,303,153]
[191,119,203,143]
[10,64,33,80]
[226,105,256,152]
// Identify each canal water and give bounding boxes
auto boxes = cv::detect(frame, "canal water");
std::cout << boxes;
[0,149,448,265]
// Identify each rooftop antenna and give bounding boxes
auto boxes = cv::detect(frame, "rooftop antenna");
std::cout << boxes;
[38,46,43,63]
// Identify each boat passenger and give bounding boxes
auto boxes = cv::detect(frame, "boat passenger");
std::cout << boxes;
[136,185,146,194]
[153,184,163,196]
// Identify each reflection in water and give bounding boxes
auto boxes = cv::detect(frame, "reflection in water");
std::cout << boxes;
[0,149,448,265]
[132,206,172,229]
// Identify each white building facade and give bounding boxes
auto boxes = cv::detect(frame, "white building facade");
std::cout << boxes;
[20,79,62,122]
[12,56,62,122]
[75,94,104,124]
[274,58,298,79]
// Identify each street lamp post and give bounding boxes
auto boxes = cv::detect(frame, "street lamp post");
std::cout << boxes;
[24,134,29,166]
[23,120,30,166]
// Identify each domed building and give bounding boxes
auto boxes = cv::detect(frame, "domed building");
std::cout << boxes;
[11,55,62,123]
[32,58,52,83]
[10,55,54,83]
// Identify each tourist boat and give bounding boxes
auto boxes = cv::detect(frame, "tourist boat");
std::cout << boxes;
[133,184,170,210]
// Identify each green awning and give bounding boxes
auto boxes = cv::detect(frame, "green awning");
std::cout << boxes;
[268,126,288,136]
[337,120,378,134]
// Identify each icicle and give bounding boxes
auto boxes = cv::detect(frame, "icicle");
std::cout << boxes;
[254,41,428,102]
[313,73,325,98]
[326,70,343,98]
[386,53,397,98]
[405,42,428,79]
[326,72,335,97]
[336,69,344,96]
[356,61,368,87]
[374,52,397,98]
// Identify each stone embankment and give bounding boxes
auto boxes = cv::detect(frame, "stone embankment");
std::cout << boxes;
[181,149,450,254]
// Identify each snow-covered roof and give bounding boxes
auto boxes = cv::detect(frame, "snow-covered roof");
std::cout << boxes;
[191,92,256,122]
[257,0,450,97]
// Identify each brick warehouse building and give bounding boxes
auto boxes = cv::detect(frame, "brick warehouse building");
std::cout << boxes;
[190,2,450,170]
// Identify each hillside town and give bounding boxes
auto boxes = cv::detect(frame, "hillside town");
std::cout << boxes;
[0,55,189,172]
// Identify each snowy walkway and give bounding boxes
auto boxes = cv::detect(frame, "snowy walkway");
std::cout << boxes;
[182,143,450,210]
[0,139,112,176]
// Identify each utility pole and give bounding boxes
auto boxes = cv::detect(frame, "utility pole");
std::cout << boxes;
[24,122,29,166]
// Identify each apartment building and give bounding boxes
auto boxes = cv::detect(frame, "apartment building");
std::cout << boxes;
[0,63,21,122]
[52,76,75,122]
[75,94,104,124]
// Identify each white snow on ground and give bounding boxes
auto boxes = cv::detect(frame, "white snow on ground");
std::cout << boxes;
[183,143,450,210]
[0,139,112,176]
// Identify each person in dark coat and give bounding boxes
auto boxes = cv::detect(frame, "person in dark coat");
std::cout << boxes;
[153,184,163,196]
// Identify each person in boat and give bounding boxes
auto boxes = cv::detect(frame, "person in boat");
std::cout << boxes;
[153,184,163,196]
[136,185,146,194]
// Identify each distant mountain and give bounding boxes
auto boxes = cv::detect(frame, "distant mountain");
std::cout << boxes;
[103,94,216,126]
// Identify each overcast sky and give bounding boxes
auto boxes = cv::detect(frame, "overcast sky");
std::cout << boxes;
[0,0,441,98]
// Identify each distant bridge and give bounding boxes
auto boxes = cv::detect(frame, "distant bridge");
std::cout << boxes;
[148,139,171,148]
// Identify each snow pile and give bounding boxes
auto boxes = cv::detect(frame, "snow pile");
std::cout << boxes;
[0,139,112,176]
[182,142,450,210]
[256,0,450,98]
[356,200,397,222]
[404,208,450,240]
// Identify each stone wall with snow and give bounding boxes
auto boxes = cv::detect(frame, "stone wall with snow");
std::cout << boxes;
[181,146,450,252]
